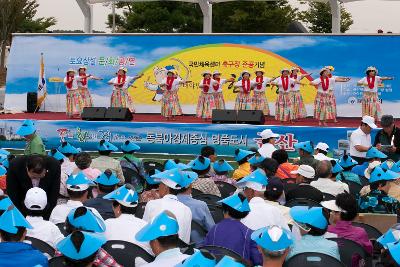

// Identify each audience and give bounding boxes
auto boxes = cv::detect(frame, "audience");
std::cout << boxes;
[16,119,46,156]
[258,129,279,158]
[201,145,217,176]
[73,152,102,179]
[310,160,349,196]
[337,154,361,184]
[286,164,323,203]
[212,159,236,185]
[248,152,266,171]
[314,142,331,161]
[374,114,400,161]
[349,115,377,164]
[48,149,69,203]
[272,149,298,180]
[294,141,319,170]
[140,168,161,202]
[190,156,221,197]
[233,149,255,180]
[57,142,79,176]
[264,177,292,224]
[119,140,145,190]
[352,147,388,176]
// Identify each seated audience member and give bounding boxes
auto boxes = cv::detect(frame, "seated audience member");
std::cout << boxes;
[119,140,145,191]
[251,225,293,267]
[190,156,221,197]
[377,224,400,266]
[24,187,64,248]
[294,141,319,170]
[103,184,151,254]
[201,145,217,176]
[322,193,373,254]
[50,172,98,224]
[238,169,288,231]
[0,203,48,266]
[310,160,349,196]
[264,177,292,224]
[203,193,263,266]
[330,160,344,181]
[91,140,125,184]
[351,147,387,177]
[286,165,323,203]
[257,129,279,158]
[248,153,266,172]
[287,206,340,261]
[57,142,79,176]
[272,149,298,180]
[143,168,193,243]
[232,149,256,180]
[7,154,61,219]
[358,166,400,214]
[337,154,361,184]
[313,142,332,161]
[212,159,236,185]
[176,249,217,266]
[380,160,400,200]
[48,149,69,203]
[84,169,119,220]
[374,114,400,161]
[140,169,161,203]
[73,152,102,179]
[258,158,280,179]
[136,211,189,266]
[57,231,106,267]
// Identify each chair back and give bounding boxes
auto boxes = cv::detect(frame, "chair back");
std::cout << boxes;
[56,223,68,236]
[191,188,203,197]
[207,204,224,223]
[198,245,242,262]
[49,256,67,267]
[284,252,346,267]
[103,240,155,267]
[328,237,372,267]
[190,220,208,244]
[121,166,144,193]
[135,202,147,219]
[193,193,222,205]
[345,180,363,196]
[215,181,237,198]
[24,236,55,259]
[322,193,336,201]
[285,198,322,208]
[351,222,382,240]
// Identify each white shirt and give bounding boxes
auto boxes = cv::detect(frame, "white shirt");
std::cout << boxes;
[26,216,64,248]
[198,79,219,94]
[251,76,272,92]
[273,77,296,93]
[310,178,349,196]
[212,78,227,93]
[49,200,102,224]
[61,158,77,176]
[160,77,183,92]
[143,194,192,244]
[350,127,371,158]
[108,76,136,90]
[329,75,338,91]
[358,76,382,93]
[258,143,277,158]
[234,79,256,93]
[241,197,289,231]
[76,75,94,89]
[264,200,292,225]
[314,153,333,161]
[311,77,335,93]
[105,214,152,255]
[64,77,79,90]
[140,248,189,267]
[290,75,301,92]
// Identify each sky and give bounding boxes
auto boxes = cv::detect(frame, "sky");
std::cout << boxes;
[36,0,400,33]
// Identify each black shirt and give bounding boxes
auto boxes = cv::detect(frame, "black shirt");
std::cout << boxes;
[84,194,115,220]
[285,183,324,203]
[373,126,400,161]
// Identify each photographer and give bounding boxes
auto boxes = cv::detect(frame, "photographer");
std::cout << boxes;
[374,115,400,161]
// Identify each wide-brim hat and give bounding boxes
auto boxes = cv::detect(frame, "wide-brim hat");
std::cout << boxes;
[319,68,329,76]
[290,66,300,72]
[66,68,76,74]
[212,70,221,76]
[202,70,212,77]
[254,69,264,74]
[366,66,378,74]
[281,68,290,74]
[78,66,87,71]
[118,67,128,73]
[16,120,36,136]
[241,70,251,77]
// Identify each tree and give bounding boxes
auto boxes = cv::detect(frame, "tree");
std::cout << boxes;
[298,2,353,33]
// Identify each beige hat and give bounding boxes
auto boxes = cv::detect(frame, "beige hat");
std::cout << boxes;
[213,70,221,76]
[78,66,87,71]
[24,187,47,210]
[291,164,315,179]
[66,68,76,74]
[202,70,212,76]
[118,67,128,73]
[364,161,382,179]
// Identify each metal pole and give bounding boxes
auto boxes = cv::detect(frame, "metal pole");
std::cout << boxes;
[112,0,116,33]
[329,0,341,33]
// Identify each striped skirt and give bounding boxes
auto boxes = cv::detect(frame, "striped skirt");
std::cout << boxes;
[252,91,270,115]
[275,92,292,121]
[314,92,335,121]
[79,87,93,108]
[196,93,215,119]
[362,91,381,120]
[213,92,225,110]
[161,91,182,117]
[234,92,252,111]
[110,89,135,113]
[291,91,307,119]
[66,90,84,117]
[328,90,337,116]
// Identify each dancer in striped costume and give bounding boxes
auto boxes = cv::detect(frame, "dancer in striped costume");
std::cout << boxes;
[234,70,256,111]
[251,69,271,116]
[76,66,102,108]
[64,69,84,118]
[324,66,350,122]
[290,67,310,120]
[197,70,219,120]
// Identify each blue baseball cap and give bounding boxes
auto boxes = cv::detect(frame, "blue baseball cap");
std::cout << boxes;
[0,205,33,234]
[331,160,344,174]
[94,170,119,186]
[215,256,245,267]
[151,168,198,189]
[251,225,293,252]
[218,193,250,213]
[48,149,66,161]
[97,140,118,152]
[378,224,400,249]
[290,206,328,230]
[121,140,140,152]
[66,172,95,191]
[16,120,36,136]
[67,207,106,233]
[189,156,211,171]
[381,160,400,173]
[103,184,139,207]
[248,154,266,166]
[0,197,13,211]
[366,147,387,159]
[164,160,190,171]
[387,241,400,265]
[57,231,106,260]
[294,141,314,154]
[338,155,358,168]
[176,250,216,267]
[236,169,268,191]
[213,160,234,173]
[145,169,161,185]
[135,211,179,242]
[369,166,400,183]
[58,142,79,155]
[234,149,255,162]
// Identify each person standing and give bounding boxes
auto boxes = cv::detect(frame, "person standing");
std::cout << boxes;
[357,66,393,121]
[234,70,255,111]
[251,69,271,116]
[212,70,233,110]
[76,66,102,108]
[349,115,377,164]
[325,66,350,123]
[16,120,46,156]
[64,68,84,118]
[271,68,297,124]
[374,115,400,161]
[197,70,218,120]
[257,129,279,158]
[290,67,310,121]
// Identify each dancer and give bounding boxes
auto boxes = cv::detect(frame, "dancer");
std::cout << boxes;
[64,69,84,118]
[76,66,102,108]
[212,70,234,110]
[290,67,310,120]
[196,70,218,120]
[325,66,350,122]
[159,69,189,120]
[107,67,143,113]
[311,68,349,126]
[234,70,255,111]
[271,68,298,123]
[251,69,271,116]
[357,66,393,121]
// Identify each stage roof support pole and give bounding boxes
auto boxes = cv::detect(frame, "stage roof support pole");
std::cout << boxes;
[329,0,341,33]
[199,0,213,33]
[76,0,93,33]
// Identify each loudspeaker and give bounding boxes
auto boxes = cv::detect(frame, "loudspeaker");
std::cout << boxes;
[212,109,237,124]
[27,92,38,113]
[81,107,107,121]
[105,107,133,121]
[237,110,265,125]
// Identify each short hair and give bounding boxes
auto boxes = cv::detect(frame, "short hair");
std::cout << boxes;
[316,160,332,178]
[307,208,329,236]
[221,193,249,219]
[271,149,288,165]
[67,189,88,199]
[64,231,97,267]
[381,115,394,128]
[259,158,279,176]
[259,247,287,259]
[112,200,137,215]
[98,184,116,194]
[0,227,26,242]
[201,146,216,158]
[26,209,44,217]
[316,149,328,156]
[75,152,92,170]
[370,180,387,191]
[335,193,358,221]
[98,150,112,156]
[168,187,187,195]
[26,155,46,174]
[156,234,179,248]
[262,138,273,144]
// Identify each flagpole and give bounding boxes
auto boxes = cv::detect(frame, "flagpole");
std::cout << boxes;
[34,53,47,114]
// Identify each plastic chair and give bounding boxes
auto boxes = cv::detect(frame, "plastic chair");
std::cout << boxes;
[215,181,237,198]
[102,240,155,267]
[48,256,67,267]
[193,193,222,205]
[351,222,382,240]
[207,204,224,223]
[328,237,372,267]
[24,236,55,258]
[284,198,322,208]
[345,180,363,196]
[191,188,203,197]
[284,252,346,267]
[122,166,144,193]
[56,223,68,236]
[190,220,208,245]
[322,193,336,201]
[198,245,242,262]
[135,202,147,219]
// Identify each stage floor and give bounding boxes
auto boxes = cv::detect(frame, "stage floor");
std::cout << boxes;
[0,112,367,128]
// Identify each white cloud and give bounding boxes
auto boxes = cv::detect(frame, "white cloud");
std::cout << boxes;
[248,36,328,52]
[149,46,183,57]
